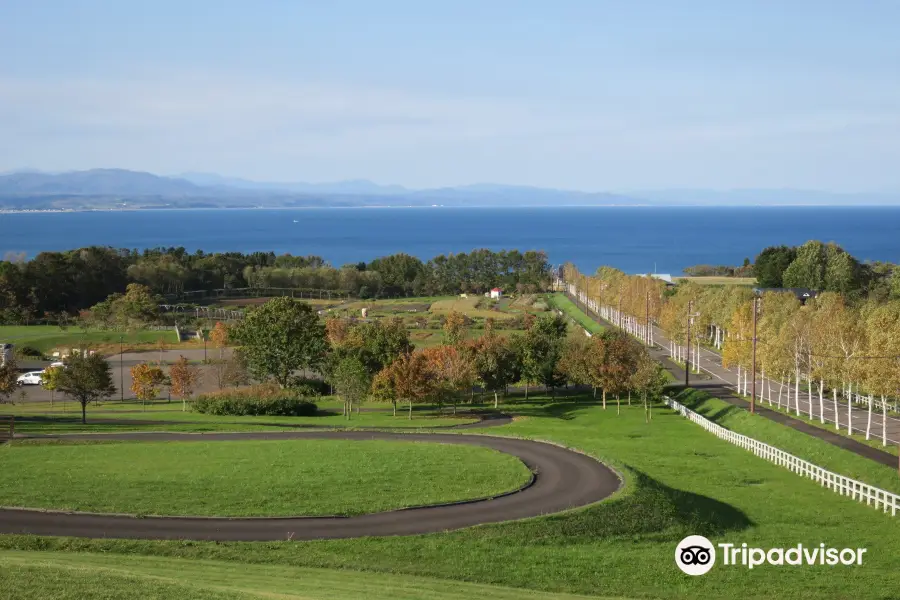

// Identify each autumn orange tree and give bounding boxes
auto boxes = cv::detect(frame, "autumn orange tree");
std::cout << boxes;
[599,331,639,415]
[422,344,476,414]
[325,317,351,346]
[169,355,202,412]
[443,310,467,346]
[130,362,167,409]
[209,321,229,358]
[384,351,433,419]
[558,335,594,397]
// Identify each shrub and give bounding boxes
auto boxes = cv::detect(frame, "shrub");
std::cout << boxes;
[192,384,317,416]
[16,346,44,359]
[293,377,330,396]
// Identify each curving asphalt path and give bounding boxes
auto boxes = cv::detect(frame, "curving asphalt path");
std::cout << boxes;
[0,420,620,542]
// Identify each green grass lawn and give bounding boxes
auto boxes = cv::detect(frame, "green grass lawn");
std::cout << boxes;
[726,390,900,457]
[5,399,482,434]
[547,293,604,334]
[0,551,604,600]
[4,393,900,598]
[0,325,180,354]
[676,388,900,494]
[0,439,531,517]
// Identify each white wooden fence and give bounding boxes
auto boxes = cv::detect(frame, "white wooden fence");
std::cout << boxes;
[664,396,900,517]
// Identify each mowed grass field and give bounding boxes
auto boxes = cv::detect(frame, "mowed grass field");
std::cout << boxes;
[0,551,605,600]
[4,392,900,598]
[547,293,604,335]
[0,439,531,517]
[0,325,183,355]
[5,401,482,435]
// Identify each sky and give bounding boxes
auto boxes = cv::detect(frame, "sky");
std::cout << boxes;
[1,1,899,192]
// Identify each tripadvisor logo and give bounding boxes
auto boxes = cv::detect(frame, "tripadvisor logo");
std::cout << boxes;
[675,536,867,576]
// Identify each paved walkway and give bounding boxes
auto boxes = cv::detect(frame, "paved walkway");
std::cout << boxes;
[566,288,899,467]
[0,418,620,542]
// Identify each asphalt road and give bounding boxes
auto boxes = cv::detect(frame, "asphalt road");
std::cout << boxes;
[566,286,900,452]
[0,425,620,542]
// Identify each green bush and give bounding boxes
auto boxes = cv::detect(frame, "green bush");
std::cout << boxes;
[16,346,44,359]
[293,377,330,396]
[193,385,317,417]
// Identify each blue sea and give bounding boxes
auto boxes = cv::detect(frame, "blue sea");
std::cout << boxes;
[2,207,899,274]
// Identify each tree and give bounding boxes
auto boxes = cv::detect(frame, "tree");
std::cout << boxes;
[630,350,668,423]
[473,334,518,408]
[864,302,900,446]
[169,355,202,412]
[209,321,229,358]
[558,335,594,396]
[521,313,568,398]
[130,363,167,407]
[754,246,797,288]
[443,310,467,346]
[783,241,827,290]
[599,331,639,415]
[823,243,862,295]
[333,356,371,419]
[0,356,18,404]
[387,351,434,419]
[423,345,476,414]
[229,297,328,388]
[370,367,399,416]
[223,348,252,388]
[57,352,116,423]
[41,365,63,408]
[325,317,351,346]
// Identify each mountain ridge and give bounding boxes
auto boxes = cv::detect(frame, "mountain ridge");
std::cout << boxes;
[0,169,897,209]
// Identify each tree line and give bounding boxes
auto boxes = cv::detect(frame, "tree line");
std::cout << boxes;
[564,242,900,445]
[753,241,900,299]
[2,294,670,424]
[225,297,668,421]
[0,247,551,324]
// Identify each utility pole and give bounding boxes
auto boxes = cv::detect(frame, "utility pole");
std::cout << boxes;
[751,295,758,414]
[119,335,124,402]
[685,300,692,388]
[645,292,650,346]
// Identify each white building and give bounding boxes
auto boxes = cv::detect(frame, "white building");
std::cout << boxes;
[490,288,503,299]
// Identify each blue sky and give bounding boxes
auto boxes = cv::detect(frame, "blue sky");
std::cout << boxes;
[1,1,899,191]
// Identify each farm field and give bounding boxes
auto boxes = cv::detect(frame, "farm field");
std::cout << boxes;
[0,325,190,356]
[672,276,757,286]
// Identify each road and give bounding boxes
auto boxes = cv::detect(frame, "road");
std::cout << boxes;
[0,423,620,541]
[567,284,900,448]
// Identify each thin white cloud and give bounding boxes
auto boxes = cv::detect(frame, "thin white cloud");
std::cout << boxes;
[0,72,898,190]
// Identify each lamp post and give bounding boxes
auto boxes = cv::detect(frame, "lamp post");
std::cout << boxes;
[685,301,700,388]
[750,295,759,414]
[119,335,124,402]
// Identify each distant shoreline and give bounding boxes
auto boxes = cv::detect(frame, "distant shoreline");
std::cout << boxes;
[3,204,900,215]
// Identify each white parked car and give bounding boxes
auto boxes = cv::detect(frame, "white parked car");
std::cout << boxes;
[49,361,65,369]
[17,371,44,386]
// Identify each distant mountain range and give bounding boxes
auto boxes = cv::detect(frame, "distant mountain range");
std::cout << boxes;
[0,169,896,210]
